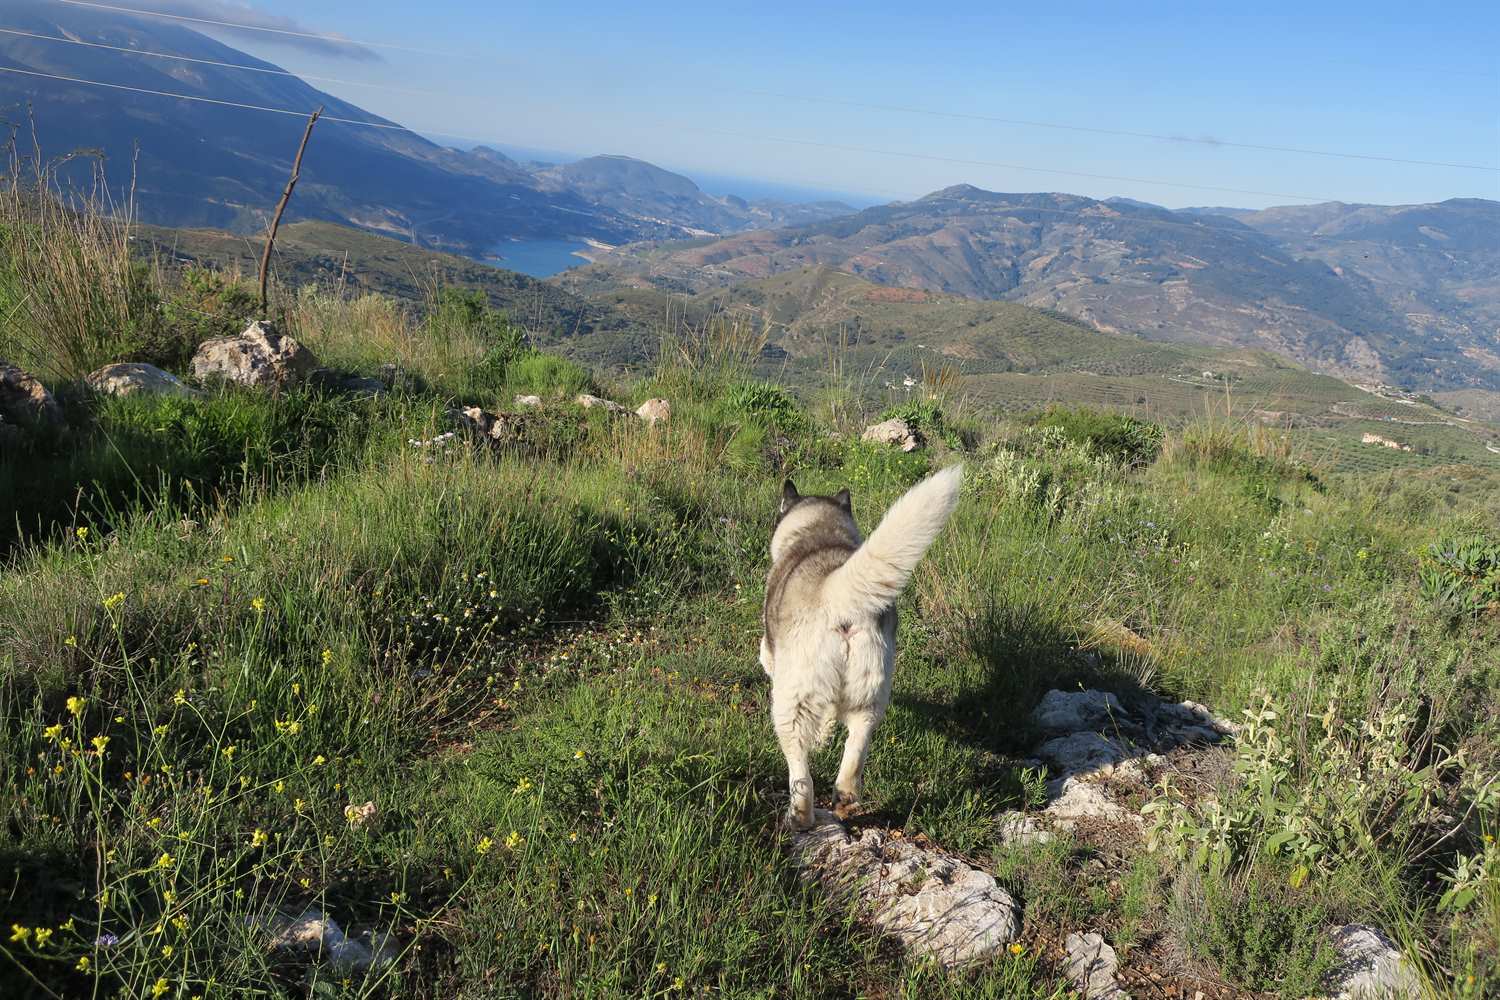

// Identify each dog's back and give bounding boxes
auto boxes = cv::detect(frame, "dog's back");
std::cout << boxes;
[761,466,964,827]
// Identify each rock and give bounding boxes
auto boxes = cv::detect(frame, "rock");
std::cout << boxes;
[450,406,526,446]
[1326,925,1421,1000]
[0,361,64,429]
[308,369,388,398]
[1033,689,1125,732]
[343,801,378,828]
[190,321,318,388]
[575,393,628,415]
[995,810,1054,847]
[85,362,199,399]
[1045,775,1134,827]
[267,908,393,972]
[861,417,925,452]
[378,363,422,393]
[636,397,671,424]
[1065,932,1130,999]
[1036,731,1137,774]
[792,811,1021,967]
[514,394,543,408]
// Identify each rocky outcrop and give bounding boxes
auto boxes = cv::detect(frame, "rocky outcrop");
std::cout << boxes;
[0,362,64,429]
[636,397,671,424]
[514,394,543,408]
[1325,925,1421,1000]
[792,812,1021,967]
[450,406,527,447]
[996,689,1238,836]
[861,417,924,452]
[576,393,628,415]
[86,362,199,399]
[190,321,318,388]
[266,907,397,973]
[1064,932,1130,999]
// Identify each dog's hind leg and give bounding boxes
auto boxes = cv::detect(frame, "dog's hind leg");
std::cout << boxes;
[772,690,819,829]
[833,706,881,808]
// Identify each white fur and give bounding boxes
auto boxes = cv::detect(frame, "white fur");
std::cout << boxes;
[761,464,964,828]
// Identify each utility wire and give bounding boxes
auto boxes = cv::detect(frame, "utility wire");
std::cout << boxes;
[49,0,1499,174]
[0,27,443,98]
[54,0,459,59]
[724,88,1500,174]
[0,63,1346,203]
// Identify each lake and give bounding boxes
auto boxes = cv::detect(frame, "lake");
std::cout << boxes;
[487,240,591,278]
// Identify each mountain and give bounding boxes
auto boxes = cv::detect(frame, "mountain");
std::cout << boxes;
[0,2,852,253]
[534,155,852,235]
[566,185,1500,389]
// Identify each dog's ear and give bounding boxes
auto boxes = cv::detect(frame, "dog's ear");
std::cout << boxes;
[833,487,851,511]
[779,479,800,514]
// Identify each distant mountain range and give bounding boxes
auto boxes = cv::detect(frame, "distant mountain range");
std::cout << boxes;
[0,1,849,253]
[567,186,1500,389]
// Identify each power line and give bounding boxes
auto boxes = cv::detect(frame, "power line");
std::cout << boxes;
[0,63,1348,203]
[54,0,458,59]
[46,0,1500,176]
[685,125,1336,202]
[722,88,1500,174]
[0,27,443,98]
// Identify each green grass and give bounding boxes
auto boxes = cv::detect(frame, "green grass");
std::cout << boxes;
[2,214,1499,998]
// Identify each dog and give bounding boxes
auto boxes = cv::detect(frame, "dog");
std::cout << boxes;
[759,464,964,829]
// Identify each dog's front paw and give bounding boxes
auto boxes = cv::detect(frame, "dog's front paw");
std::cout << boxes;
[832,791,862,820]
[784,804,815,831]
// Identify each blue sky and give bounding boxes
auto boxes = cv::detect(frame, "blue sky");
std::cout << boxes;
[181,1,1497,207]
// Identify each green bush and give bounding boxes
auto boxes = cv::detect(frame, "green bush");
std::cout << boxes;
[155,266,259,370]
[505,352,591,398]
[725,381,807,434]
[879,397,961,448]
[1032,406,1163,467]
[1420,529,1500,619]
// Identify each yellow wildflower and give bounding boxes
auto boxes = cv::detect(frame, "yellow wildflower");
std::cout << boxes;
[513,777,533,795]
[1008,942,1024,955]
[294,798,306,812]
[9,924,29,943]
[475,836,494,855]
[156,852,174,870]
[504,830,524,850]
[194,578,210,587]
[153,724,168,737]
[44,724,62,741]
[250,596,266,613]
[76,526,88,541]
[274,719,301,736]
[75,956,90,972]
[64,635,77,647]
[66,697,85,717]
[574,749,586,760]
[102,592,125,611]
[250,829,268,848]
[172,916,188,933]
[221,745,236,760]
[222,554,234,563]
[91,736,109,754]
[311,755,326,767]
[321,649,333,667]
[173,689,187,706]
[150,978,169,998]
[273,780,285,794]
[161,944,174,958]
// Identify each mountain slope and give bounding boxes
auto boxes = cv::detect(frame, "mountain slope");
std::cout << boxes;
[568,186,1500,389]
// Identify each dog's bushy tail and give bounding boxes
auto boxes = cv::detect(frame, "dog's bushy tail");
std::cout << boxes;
[821,464,964,623]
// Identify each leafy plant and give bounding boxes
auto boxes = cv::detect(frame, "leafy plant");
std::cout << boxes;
[879,397,961,449]
[1031,406,1163,467]
[1420,530,1500,619]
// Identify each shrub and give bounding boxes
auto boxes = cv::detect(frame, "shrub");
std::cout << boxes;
[724,381,807,434]
[1419,529,1500,619]
[879,397,961,448]
[154,266,259,370]
[504,352,591,398]
[1031,406,1163,467]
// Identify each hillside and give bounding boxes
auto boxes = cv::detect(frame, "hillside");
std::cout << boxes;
[0,2,851,253]
[567,186,1500,390]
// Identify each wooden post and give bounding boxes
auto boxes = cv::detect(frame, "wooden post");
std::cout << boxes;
[258,106,322,317]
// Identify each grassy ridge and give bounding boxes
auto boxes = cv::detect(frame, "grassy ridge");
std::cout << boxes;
[2,193,1498,998]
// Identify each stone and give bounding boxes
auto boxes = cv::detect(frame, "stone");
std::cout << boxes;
[267,908,393,972]
[861,417,925,452]
[1033,689,1125,732]
[190,321,318,388]
[575,393,628,415]
[1065,932,1130,999]
[0,361,64,429]
[1044,775,1134,827]
[1326,925,1421,1000]
[85,362,199,399]
[1036,731,1137,774]
[450,406,526,446]
[308,369,388,398]
[995,810,1054,847]
[343,801,378,828]
[636,397,671,424]
[514,394,543,408]
[792,811,1021,967]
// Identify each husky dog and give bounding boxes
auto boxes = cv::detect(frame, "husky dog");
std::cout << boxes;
[760,464,964,829]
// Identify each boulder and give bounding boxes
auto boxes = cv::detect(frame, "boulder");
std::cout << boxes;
[190,321,318,388]
[0,361,64,429]
[792,812,1021,967]
[861,417,924,452]
[451,406,526,447]
[86,362,199,399]
[1033,689,1125,732]
[266,907,395,973]
[514,394,543,408]
[1064,932,1130,999]
[575,393,628,415]
[636,397,671,424]
[1326,925,1421,1000]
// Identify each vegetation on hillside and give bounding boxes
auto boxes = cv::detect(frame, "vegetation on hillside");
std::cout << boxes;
[2,190,1498,999]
